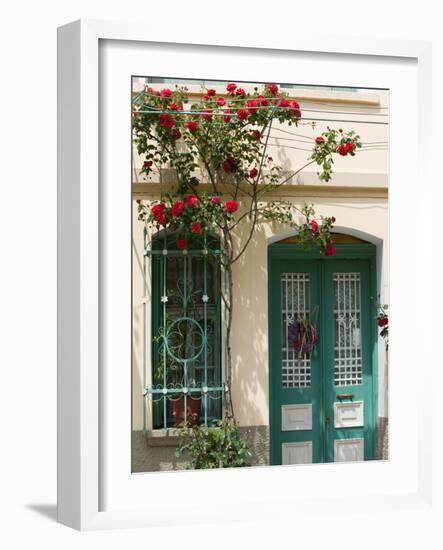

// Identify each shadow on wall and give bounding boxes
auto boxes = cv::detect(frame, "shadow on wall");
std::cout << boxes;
[230,221,277,429]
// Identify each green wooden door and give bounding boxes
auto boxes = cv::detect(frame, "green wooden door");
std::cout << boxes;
[269,245,377,465]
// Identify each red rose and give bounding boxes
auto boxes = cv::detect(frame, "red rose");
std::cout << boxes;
[206,88,216,96]
[216,96,226,107]
[225,200,239,213]
[267,83,279,95]
[223,160,232,173]
[331,216,336,223]
[172,128,182,140]
[249,167,259,179]
[202,108,213,121]
[226,83,237,92]
[171,200,185,217]
[345,141,356,153]
[223,109,232,123]
[191,222,202,234]
[151,203,167,225]
[258,95,269,106]
[143,160,153,168]
[293,108,302,118]
[211,196,220,204]
[187,195,199,207]
[151,203,166,218]
[160,88,172,97]
[337,144,348,156]
[250,130,262,141]
[309,219,319,232]
[247,99,257,114]
[236,109,249,121]
[160,113,175,128]
[315,136,325,145]
[324,242,337,257]
[136,199,141,204]
[169,102,178,110]
[279,98,290,108]
[377,316,389,327]
[236,88,246,97]
[176,239,188,250]
[186,120,199,133]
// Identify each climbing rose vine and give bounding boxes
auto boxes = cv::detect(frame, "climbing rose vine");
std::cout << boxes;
[132,81,362,416]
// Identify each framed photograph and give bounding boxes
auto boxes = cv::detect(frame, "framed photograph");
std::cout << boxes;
[57,19,434,531]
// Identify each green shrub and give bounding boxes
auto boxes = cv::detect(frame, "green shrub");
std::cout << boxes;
[176,417,252,469]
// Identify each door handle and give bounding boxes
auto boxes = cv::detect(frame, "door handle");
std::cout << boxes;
[336,393,354,401]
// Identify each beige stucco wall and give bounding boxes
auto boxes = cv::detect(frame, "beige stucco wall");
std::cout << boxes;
[132,83,389,431]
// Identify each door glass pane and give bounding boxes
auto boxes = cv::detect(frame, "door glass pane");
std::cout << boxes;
[281,273,311,388]
[333,272,362,386]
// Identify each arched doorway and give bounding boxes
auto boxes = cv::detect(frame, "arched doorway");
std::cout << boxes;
[268,233,378,465]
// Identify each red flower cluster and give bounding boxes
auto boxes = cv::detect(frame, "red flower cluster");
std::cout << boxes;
[206,89,216,97]
[227,83,237,93]
[309,219,319,233]
[143,160,153,169]
[176,239,187,250]
[172,128,182,140]
[171,200,185,217]
[159,88,172,97]
[160,113,175,128]
[323,242,337,257]
[223,156,235,173]
[186,120,199,133]
[223,109,232,123]
[337,141,356,156]
[247,99,257,114]
[267,83,279,95]
[191,222,202,234]
[290,100,301,118]
[151,203,167,225]
[210,196,220,204]
[216,97,226,107]
[377,316,388,327]
[236,108,249,121]
[249,167,259,179]
[315,136,325,145]
[225,200,239,213]
[187,195,199,207]
[202,108,213,121]
[250,129,262,141]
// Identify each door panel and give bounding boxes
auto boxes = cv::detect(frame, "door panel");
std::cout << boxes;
[270,256,376,465]
[323,261,375,462]
[270,261,323,464]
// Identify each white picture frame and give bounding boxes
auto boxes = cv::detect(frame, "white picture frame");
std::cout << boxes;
[57,19,435,531]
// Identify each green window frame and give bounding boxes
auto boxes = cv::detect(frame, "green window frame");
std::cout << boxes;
[144,230,223,430]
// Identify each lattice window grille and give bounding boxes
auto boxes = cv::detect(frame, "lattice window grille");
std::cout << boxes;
[334,272,363,386]
[281,273,311,388]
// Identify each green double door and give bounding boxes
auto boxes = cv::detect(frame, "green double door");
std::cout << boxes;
[269,252,377,465]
